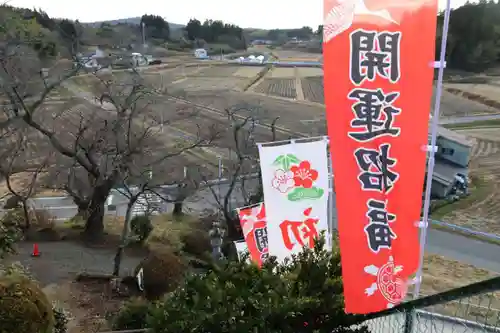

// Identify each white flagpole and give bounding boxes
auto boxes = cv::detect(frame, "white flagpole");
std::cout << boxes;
[413,0,452,299]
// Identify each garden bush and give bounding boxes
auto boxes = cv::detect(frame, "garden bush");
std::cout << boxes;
[52,305,69,333]
[0,272,55,333]
[0,213,22,258]
[180,229,211,258]
[148,237,369,333]
[111,297,152,330]
[134,250,187,300]
[3,196,21,209]
[131,215,153,243]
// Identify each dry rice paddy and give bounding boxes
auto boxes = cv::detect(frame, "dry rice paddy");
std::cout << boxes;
[443,83,500,112]
[268,67,296,78]
[168,77,249,92]
[301,76,324,104]
[232,66,263,78]
[421,254,500,325]
[296,67,323,77]
[192,66,240,77]
[254,78,297,99]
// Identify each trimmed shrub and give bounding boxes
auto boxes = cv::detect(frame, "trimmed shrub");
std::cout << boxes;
[0,273,55,333]
[111,297,151,330]
[3,196,21,209]
[148,237,370,333]
[0,214,22,259]
[134,251,186,300]
[181,229,211,258]
[131,215,153,243]
[52,306,69,333]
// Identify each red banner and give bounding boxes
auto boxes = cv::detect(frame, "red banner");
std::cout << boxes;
[323,0,438,313]
[237,203,268,267]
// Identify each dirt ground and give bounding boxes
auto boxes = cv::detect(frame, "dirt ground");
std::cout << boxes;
[422,254,500,324]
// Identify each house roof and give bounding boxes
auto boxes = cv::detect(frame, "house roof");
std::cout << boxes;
[429,158,468,186]
[432,125,475,147]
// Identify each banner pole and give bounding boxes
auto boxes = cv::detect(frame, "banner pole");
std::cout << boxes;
[413,0,452,299]
[328,151,334,249]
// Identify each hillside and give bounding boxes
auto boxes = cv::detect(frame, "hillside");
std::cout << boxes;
[84,17,185,30]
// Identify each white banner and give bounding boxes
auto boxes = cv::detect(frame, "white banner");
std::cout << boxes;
[258,139,330,263]
[234,240,250,263]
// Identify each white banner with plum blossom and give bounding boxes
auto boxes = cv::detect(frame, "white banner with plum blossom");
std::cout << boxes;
[258,139,330,263]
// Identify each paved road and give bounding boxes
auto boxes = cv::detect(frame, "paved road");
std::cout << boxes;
[4,242,141,286]
[427,229,500,272]
[6,182,500,273]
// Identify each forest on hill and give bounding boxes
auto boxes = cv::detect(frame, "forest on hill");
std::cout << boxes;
[1,1,500,71]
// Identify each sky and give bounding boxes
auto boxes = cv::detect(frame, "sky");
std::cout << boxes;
[10,0,473,29]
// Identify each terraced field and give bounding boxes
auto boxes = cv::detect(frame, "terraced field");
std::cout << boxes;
[254,78,297,99]
[439,128,500,234]
[437,87,499,117]
[301,76,324,104]
[268,67,295,78]
[297,67,323,77]
[232,66,263,78]
[192,66,240,77]
[168,77,248,92]
[445,83,500,107]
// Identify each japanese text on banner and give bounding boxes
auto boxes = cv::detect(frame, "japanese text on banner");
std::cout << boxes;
[258,140,330,263]
[324,0,438,314]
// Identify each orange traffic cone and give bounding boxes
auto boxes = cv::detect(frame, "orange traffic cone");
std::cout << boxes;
[31,243,40,257]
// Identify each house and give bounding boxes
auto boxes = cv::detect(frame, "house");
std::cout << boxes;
[429,125,474,198]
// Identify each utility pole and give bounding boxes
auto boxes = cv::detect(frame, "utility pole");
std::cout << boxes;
[142,22,146,49]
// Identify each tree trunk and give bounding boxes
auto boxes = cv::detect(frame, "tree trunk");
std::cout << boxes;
[113,200,135,276]
[20,198,31,230]
[172,201,183,217]
[83,186,110,239]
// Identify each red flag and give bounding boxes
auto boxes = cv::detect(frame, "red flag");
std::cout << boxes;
[237,203,268,267]
[323,0,438,313]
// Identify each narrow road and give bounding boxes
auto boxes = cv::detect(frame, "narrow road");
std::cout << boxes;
[426,229,500,272]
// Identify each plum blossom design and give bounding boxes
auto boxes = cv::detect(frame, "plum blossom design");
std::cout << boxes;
[272,154,325,201]
[271,169,295,193]
[290,161,319,189]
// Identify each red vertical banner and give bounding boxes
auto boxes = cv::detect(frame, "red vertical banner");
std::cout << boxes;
[323,0,438,313]
[237,203,269,267]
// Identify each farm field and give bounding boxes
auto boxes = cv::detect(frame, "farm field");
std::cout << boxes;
[445,82,500,109]
[434,127,500,235]
[422,254,500,324]
[268,67,295,78]
[182,90,326,137]
[433,88,499,117]
[254,78,297,99]
[168,77,249,92]
[273,49,322,61]
[191,65,240,77]
[297,67,323,77]
[301,76,324,104]
[232,66,263,78]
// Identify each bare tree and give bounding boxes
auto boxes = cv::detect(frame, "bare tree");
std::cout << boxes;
[111,164,202,276]
[19,70,219,239]
[201,105,279,240]
[0,125,54,229]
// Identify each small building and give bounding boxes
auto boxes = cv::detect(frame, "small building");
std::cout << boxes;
[429,125,474,198]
